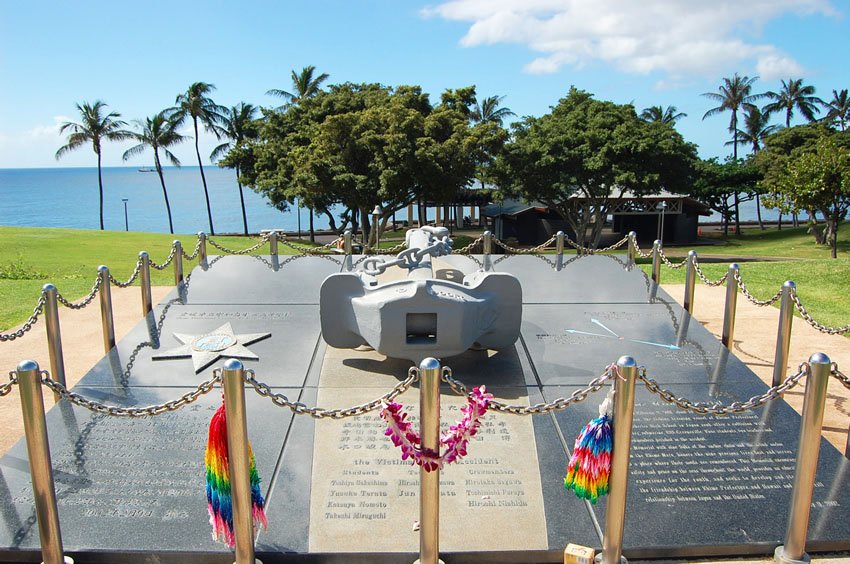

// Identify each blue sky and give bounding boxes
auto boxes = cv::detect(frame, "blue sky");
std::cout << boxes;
[0,0,847,168]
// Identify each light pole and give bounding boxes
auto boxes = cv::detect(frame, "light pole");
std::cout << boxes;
[122,199,129,232]
[656,201,667,246]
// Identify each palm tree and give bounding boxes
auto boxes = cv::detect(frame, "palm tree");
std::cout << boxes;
[56,101,129,230]
[471,95,515,126]
[267,65,329,242]
[640,105,687,125]
[266,65,329,108]
[170,82,226,235]
[703,73,764,235]
[823,89,850,131]
[726,106,779,229]
[122,112,188,234]
[763,78,824,128]
[210,103,260,235]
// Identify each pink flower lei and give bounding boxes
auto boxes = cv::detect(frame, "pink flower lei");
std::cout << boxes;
[379,386,493,472]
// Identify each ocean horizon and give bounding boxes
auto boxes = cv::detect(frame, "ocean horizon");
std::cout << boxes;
[0,166,778,234]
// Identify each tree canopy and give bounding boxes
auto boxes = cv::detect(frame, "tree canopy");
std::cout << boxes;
[498,87,697,246]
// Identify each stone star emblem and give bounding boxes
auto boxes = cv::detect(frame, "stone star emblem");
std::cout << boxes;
[151,322,271,373]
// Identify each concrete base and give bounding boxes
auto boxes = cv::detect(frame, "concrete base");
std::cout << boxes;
[775,545,811,564]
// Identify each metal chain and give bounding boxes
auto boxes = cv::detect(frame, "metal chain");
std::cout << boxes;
[56,276,103,309]
[453,235,484,255]
[206,235,270,255]
[374,241,408,255]
[0,295,46,342]
[563,234,631,255]
[791,288,850,335]
[692,258,729,287]
[493,234,557,254]
[181,238,203,261]
[149,246,177,270]
[244,367,418,418]
[0,372,17,396]
[733,270,783,307]
[629,234,653,258]
[109,258,143,288]
[40,369,220,417]
[279,239,343,256]
[831,363,850,390]
[658,247,688,269]
[361,238,452,276]
[442,364,615,415]
[639,363,809,416]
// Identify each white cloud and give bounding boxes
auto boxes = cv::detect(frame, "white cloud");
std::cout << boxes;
[422,0,836,79]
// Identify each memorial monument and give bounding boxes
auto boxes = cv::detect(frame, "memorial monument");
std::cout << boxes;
[0,229,848,563]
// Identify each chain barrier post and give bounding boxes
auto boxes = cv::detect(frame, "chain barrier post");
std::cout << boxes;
[683,250,697,314]
[772,281,796,388]
[775,353,830,564]
[651,240,661,284]
[483,231,493,271]
[139,252,153,316]
[343,230,353,272]
[198,232,208,268]
[97,266,115,353]
[42,284,66,404]
[269,231,278,258]
[173,240,184,286]
[222,359,262,564]
[415,358,443,564]
[16,360,73,564]
[722,263,739,349]
[627,232,636,265]
[598,356,637,564]
[556,231,565,256]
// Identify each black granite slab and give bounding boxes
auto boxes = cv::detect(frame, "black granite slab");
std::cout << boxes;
[492,254,664,304]
[520,303,761,386]
[0,387,296,563]
[544,379,850,559]
[168,255,342,305]
[76,304,321,389]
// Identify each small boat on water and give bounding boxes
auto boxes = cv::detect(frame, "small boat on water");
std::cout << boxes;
[138,167,156,172]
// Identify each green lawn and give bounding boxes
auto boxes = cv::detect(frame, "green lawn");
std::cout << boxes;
[1,225,848,336]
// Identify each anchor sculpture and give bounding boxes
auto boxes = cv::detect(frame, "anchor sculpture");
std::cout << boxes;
[320,226,522,362]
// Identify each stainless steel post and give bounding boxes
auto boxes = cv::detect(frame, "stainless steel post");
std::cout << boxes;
[772,281,796,387]
[269,231,278,258]
[417,357,442,564]
[173,240,184,286]
[775,353,831,564]
[198,232,208,267]
[722,263,739,349]
[627,231,637,265]
[372,206,382,250]
[651,240,661,284]
[598,356,637,564]
[16,360,73,564]
[139,252,152,316]
[683,250,697,314]
[97,266,115,353]
[344,230,352,254]
[42,284,65,404]
[556,231,565,256]
[222,359,261,564]
[483,231,492,256]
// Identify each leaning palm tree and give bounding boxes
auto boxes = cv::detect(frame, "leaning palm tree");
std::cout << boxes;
[266,65,329,108]
[56,101,129,230]
[470,95,516,126]
[170,82,226,235]
[640,105,687,125]
[726,106,779,229]
[122,112,188,234]
[823,89,850,132]
[763,78,824,128]
[210,103,260,235]
[703,73,764,235]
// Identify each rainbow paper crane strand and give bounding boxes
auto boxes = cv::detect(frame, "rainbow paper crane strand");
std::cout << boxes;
[564,389,614,504]
[380,385,493,472]
[205,401,268,547]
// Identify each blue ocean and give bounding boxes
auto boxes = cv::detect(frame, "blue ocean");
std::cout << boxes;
[0,166,775,233]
